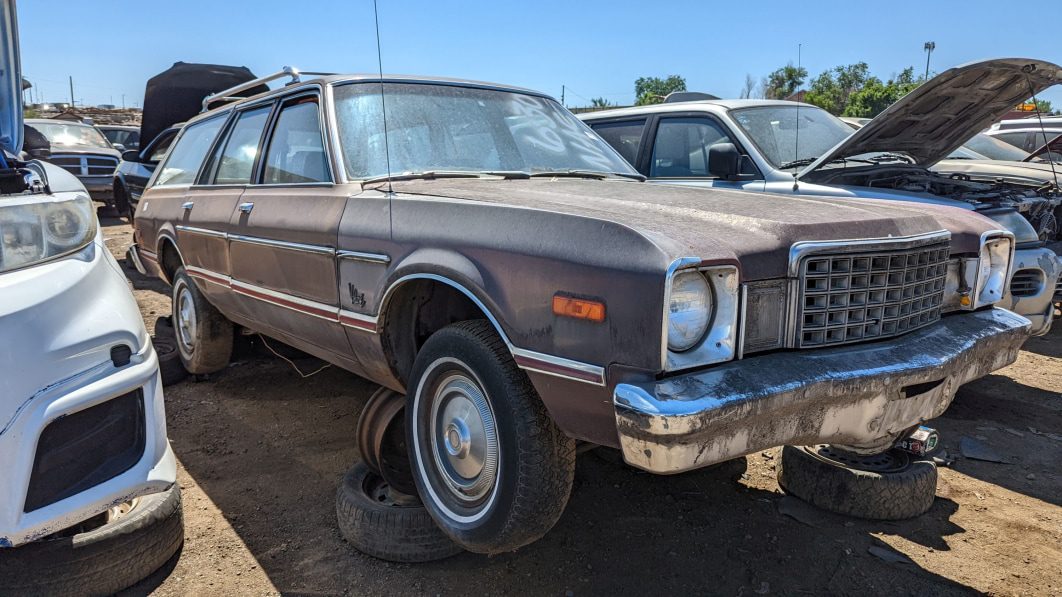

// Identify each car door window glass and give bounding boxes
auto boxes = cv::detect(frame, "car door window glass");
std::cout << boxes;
[262,99,330,184]
[211,106,271,185]
[651,118,732,177]
[153,115,225,187]
[591,120,645,166]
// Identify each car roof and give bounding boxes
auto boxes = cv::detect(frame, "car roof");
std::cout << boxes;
[25,118,94,127]
[97,124,138,131]
[578,98,800,120]
[185,73,555,127]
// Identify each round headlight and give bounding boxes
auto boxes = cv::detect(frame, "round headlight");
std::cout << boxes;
[667,270,713,352]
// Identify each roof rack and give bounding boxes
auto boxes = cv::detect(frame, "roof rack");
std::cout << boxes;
[663,91,720,103]
[201,66,302,112]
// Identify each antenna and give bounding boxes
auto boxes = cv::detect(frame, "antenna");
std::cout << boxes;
[792,43,802,191]
[1022,65,1059,190]
[373,0,394,195]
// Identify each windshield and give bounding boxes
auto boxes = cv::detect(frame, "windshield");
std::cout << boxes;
[333,82,636,179]
[964,133,1030,161]
[102,128,140,149]
[26,121,111,148]
[730,105,853,169]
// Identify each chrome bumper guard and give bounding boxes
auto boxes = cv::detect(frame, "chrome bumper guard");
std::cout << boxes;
[614,308,1031,474]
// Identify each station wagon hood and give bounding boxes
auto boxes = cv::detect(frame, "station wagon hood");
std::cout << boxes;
[389,179,993,280]
[802,58,1062,174]
[0,0,22,156]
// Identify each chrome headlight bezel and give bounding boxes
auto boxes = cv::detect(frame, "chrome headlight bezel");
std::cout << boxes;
[0,194,97,274]
[972,230,1014,309]
[662,259,740,372]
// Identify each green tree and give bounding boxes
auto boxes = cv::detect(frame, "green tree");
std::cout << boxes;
[763,63,808,100]
[804,62,870,115]
[590,97,614,109]
[1033,99,1053,114]
[634,75,686,106]
[843,67,922,118]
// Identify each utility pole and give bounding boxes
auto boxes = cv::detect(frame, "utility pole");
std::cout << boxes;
[68,75,75,106]
[561,85,565,107]
[923,41,936,80]
[121,94,125,109]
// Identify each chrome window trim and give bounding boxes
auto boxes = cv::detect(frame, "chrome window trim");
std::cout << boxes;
[227,234,335,256]
[337,250,390,265]
[787,230,951,277]
[259,87,336,185]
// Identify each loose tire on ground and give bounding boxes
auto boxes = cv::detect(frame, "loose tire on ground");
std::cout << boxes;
[153,316,189,386]
[407,320,576,554]
[777,444,937,520]
[336,462,462,563]
[0,484,184,597]
[171,267,233,375]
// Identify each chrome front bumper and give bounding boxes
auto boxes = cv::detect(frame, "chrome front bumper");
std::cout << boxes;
[613,308,1030,474]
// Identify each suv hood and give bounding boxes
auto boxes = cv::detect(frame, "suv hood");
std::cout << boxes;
[388,179,996,280]
[0,0,21,156]
[802,58,1062,174]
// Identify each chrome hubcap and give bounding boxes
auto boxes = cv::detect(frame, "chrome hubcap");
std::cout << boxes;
[175,282,197,357]
[430,373,498,503]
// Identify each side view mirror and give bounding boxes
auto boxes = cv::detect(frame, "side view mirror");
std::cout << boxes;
[708,143,754,181]
[121,149,141,163]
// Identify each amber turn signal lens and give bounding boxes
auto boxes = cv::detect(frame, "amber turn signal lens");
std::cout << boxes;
[552,295,606,322]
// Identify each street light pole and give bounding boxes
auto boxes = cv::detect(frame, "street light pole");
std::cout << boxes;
[923,41,936,80]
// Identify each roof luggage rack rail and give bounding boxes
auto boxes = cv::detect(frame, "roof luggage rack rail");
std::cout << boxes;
[201,66,320,112]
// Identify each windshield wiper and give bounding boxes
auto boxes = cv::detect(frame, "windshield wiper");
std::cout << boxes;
[361,171,489,184]
[779,157,820,169]
[527,169,646,181]
[780,156,881,170]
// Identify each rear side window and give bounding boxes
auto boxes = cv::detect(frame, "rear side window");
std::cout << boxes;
[210,106,272,185]
[153,116,225,187]
[590,120,645,166]
[262,98,330,184]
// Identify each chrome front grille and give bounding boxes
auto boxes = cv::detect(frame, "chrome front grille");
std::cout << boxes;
[50,154,118,177]
[796,242,950,348]
[1009,269,1044,298]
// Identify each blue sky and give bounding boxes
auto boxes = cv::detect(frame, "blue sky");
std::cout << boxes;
[17,0,1062,109]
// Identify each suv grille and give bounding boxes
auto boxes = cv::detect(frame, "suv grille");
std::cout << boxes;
[50,154,119,177]
[1009,269,1044,298]
[796,242,949,348]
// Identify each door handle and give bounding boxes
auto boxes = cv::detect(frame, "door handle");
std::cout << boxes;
[181,201,194,210]
[238,202,254,214]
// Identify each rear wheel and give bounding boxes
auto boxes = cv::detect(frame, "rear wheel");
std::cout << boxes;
[406,321,575,554]
[113,182,133,222]
[171,267,233,375]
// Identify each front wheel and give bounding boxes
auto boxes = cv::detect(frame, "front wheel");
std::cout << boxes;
[171,267,234,375]
[406,320,575,554]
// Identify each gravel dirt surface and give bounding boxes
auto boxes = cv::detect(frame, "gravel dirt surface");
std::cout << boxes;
[98,214,1062,596]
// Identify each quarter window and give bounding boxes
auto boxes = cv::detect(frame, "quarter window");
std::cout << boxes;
[152,116,225,187]
[590,120,645,166]
[262,98,330,184]
[650,118,734,178]
[211,106,271,185]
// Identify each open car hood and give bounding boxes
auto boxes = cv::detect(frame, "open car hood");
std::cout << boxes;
[0,0,21,156]
[801,58,1062,175]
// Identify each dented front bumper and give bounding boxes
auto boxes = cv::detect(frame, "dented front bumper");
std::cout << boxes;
[613,308,1030,474]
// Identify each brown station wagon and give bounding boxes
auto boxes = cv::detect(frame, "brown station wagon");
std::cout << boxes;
[129,69,1031,559]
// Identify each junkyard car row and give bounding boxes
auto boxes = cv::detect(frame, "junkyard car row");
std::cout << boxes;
[2,0,1062,588]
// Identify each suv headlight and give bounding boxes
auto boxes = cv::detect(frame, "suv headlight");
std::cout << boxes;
[0,196,96,274]
[973,232,1013,308]
[662,261,740,371]
[668,270,713,351]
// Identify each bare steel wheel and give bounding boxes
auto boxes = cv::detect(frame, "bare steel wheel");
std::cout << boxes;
[408,320,575,554]
[170,267,233,375]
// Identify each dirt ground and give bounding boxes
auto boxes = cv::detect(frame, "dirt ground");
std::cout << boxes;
[98,214,1062,596]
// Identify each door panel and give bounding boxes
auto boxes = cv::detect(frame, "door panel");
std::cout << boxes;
[175,187,244,309]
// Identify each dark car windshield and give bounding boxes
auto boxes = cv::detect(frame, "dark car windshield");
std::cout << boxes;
[102,128,140,149]
[730,105,853,169]
[333,82,636,179]
[25,121,111,149]
[963,133,1030,161]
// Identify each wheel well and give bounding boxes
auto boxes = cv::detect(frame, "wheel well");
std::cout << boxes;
[380,279,495,387]
[158,237,182,283]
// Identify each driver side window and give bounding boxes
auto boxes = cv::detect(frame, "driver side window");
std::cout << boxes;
[650,117,734,178]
